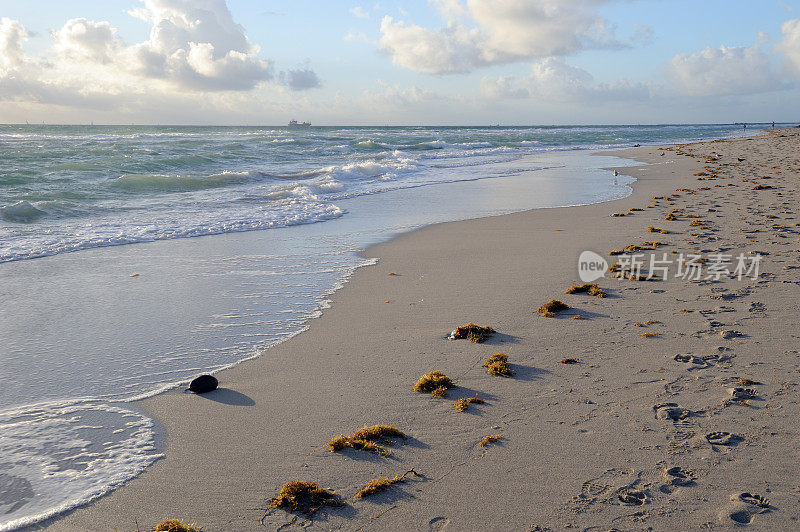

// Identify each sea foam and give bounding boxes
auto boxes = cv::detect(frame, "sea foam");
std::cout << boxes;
[0,400,161,531]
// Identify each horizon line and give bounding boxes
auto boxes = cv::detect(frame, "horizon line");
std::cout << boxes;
[1,121,795,128]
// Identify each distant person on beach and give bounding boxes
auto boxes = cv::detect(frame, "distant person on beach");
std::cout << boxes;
[772,121,775,129]
[743,123,747,131]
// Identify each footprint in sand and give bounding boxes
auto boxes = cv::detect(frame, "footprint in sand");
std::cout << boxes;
[665,376,688,395]
[662,466,696,487]
[653,403,692,421]
[673,354,713,370]
[738,493,770,507]
[705,431,743,446]
[692,328,747,340]
[728,387,758,401]
[710,287,754,301]
[571,468,643,511]
[719,492,771,525]
[428,517,450,530]
[720,330,746,339]
[617,488,648,506]
[668,430,696,446]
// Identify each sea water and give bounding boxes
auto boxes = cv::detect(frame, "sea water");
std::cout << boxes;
[0,124,764,529]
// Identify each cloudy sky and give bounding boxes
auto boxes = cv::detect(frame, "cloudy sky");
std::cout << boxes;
[1,0,799,125]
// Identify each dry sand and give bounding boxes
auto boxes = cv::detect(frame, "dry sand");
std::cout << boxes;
[43,129,800,531]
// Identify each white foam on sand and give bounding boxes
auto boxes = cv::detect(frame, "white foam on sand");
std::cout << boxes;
[0,400,162,531]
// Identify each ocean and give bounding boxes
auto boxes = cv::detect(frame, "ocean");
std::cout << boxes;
[0,123,762,529]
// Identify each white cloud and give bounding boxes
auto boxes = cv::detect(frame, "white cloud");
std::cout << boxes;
[379,0,630,74]
[430,0,466,21]
[526,58,594,98]
[53,18,121,64]
[350,6,369,19]
[1,0,282,100]
[0,0,336,119]
[379,16,485,74]
[666,40,783,96]
[481,58,651,103]
[344,31,370,43]
[0,0,339,129]
[777,18,800,76]
[363,83,443,105]
[479,75,528,99]
[0,17,27,71]
[123,0,273,91]
[467,0,625,59]
[280,67,322,91]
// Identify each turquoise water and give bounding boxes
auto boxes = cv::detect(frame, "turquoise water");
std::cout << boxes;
[0,124,760,263]
[0,124,766,529]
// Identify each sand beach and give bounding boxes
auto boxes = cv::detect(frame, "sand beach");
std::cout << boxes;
[34,128,800,531]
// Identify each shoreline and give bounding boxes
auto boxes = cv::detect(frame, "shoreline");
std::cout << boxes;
[2,146,641,532]
[39,129,800,530]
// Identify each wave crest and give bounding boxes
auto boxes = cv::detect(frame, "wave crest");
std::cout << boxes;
[112,171,256,193]
[0,201,46,223]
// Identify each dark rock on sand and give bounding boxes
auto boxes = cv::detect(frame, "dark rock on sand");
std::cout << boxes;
[189,374,218,394]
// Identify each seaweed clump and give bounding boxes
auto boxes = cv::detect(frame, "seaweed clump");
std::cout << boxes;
[537,300,570,317]
[354,469,422,499]
[431,386,449,398]
[328,425,407,457]
[413,371,455,394]
[565,283,606,298]
[484,353,513,377]
[647,226,669,234]
[738,378,762,386]
[479,435,503,447]
[609,244,647,255]
[329,436,388,456]
[454,395,485,412]
[449,323,495,343]
[264,481,343,521]
[153,520,202,532]
[352,425,405,441]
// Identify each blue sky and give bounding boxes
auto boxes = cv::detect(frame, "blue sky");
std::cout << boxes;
[1,0,799,124]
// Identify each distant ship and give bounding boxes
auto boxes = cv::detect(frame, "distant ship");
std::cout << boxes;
[288,120,311,127]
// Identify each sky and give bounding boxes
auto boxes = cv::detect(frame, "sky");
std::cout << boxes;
[0,0,799,125]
